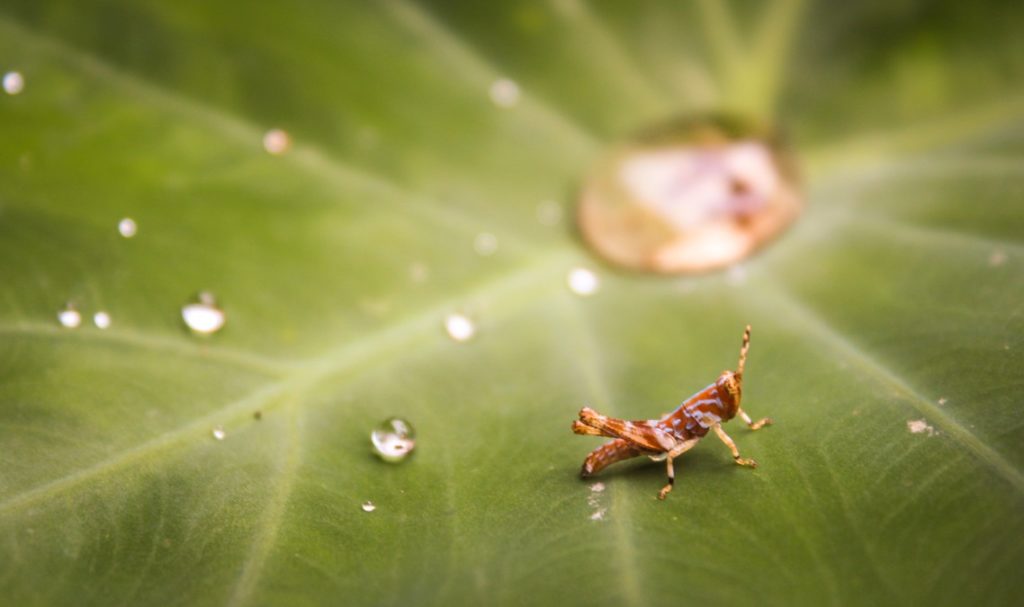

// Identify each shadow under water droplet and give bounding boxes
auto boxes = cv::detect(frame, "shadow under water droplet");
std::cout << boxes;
[577,114,801,273]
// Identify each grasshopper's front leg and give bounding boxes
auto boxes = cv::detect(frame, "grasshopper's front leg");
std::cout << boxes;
[713,424,758,467]
[656,438,700,500]
[737,407,773,431]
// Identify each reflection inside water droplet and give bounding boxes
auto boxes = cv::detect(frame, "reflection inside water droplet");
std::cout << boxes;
[3,71,24,95]
[212,425,226,440]
[93,311,112,329]
[118,218,137,238]
[577,115,801,273]
[182,292,226,335]
[567,267,600,296]
[372,417,416,463]
[361,501,376,512]
[57,303,81,328]
[444,313,475,342]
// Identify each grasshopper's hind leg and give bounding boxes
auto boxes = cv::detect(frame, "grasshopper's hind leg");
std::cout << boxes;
[580,439,642,477]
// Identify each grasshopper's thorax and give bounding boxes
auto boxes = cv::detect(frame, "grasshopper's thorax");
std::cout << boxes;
[716,370,743,420]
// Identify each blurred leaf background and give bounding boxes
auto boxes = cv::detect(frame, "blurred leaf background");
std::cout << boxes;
[1,1,1022,605]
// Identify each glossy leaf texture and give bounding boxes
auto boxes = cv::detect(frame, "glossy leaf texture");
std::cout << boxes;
[1,1,1022,605]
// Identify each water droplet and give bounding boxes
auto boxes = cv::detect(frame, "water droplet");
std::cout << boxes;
[989,250,1007,267]
[118,217,137,238]
[93,311,112,329]
[409,262,429,284]
[473,232,498,256]
[444,313,476,342]
[212,425,226,440]
[361,500,376,513]
[567,267,600,296]
[536,200,562,226]
[182,292,226,335]
[937,397,948,406]
[57,303,81,328]
[263,128,291,155]
[3,71,24,95]
[578,115,801,273]
[590,482,605,493]
[489,78,520,108]
[371,417,416,463]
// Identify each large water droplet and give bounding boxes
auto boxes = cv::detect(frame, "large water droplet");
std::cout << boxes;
[489,78,520,108]
[182,292,226,335]
[444,313,475,342]
[57,303,81,328]
[371,417,416,463]
[567,267,600,297]
[118,218,137,238]
[577,115,801,273]
[3,71,24,95]
[361,500,376,513]
[263,129,291,155]
[93,311,112,329]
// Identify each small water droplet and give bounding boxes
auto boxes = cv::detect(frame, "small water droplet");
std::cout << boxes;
[536,200,562,226]
[361,500,376,512]
[118,217,137,238]
[57,303,81,328]
[590,482,605,493]
[474,232,498,256]
[489,78,520,108]
[578,115,801,273]
[937,397,948,406]
[182,292,226,335]
[989,250,1007,267]
[444,313,476,342]
[3,71,24,95]
[93,311,111,329]
[212,425,226,440]
[567,267,600,296]
[409,262,430,284]
[727,264,747,286]
[263,128,291,155]
[371,417,416,463]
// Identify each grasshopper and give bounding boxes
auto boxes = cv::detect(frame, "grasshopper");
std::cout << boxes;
[572,325,772,500]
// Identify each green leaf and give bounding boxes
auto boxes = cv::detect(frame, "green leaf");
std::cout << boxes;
[1,1,1022,605]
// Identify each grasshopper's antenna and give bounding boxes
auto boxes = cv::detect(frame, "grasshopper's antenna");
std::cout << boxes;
[737,325,751,376]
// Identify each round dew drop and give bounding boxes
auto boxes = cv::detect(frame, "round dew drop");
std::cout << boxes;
[212,425,226,440]
[263,129,291,155]
[118,218,137,238]
[371,417,416,463]
[93,311,112,329]
[473,232,498,256]
[567,267,600,297]
[444,313,475,342]
[182,292,226,335]
[57,303,82,328]
[361,501,376,513]
[489,78,520,108]
[3,71,24,95]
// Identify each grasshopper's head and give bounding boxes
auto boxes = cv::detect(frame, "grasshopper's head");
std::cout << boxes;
[716,370,743,420]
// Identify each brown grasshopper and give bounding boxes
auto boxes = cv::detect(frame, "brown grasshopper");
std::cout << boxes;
[572,325,772,500]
